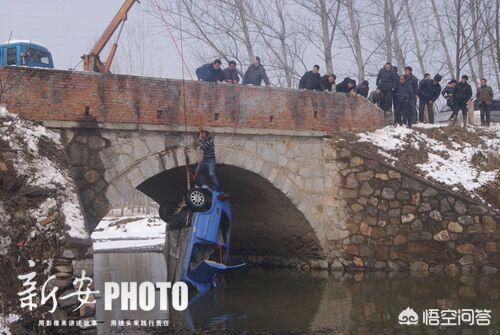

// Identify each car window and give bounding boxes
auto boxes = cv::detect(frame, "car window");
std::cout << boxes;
[7,48,16,65]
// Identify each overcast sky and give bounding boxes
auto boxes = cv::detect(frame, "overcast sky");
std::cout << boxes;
[0,0,183,77]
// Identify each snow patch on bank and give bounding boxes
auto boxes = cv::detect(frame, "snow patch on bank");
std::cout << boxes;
[91,216,166,251]
[0,107,88,239]
[358,125,413,152]
[357,124,500,199]
[0,314,20,335]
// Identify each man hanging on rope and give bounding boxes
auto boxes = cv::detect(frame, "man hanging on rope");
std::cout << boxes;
[195,129,220,191]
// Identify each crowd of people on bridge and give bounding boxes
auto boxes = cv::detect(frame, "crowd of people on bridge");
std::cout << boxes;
[195,58,495,128]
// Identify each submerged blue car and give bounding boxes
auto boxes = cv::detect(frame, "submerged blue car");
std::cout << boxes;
[162,188,245,293]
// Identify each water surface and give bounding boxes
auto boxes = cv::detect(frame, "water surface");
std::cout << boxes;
[93,252,500,334]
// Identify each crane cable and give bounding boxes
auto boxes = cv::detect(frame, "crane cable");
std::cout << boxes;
[151,0,196,188]
[152,0,193,81]
[152,0,243,178]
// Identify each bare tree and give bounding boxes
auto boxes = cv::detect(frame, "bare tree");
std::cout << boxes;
[295,0,341,74]
[430,0,455,77]
[383,0,393,62]
[405,0,426,74]
[387,0,405,70]
[131,0,498,91]
[342,0,365,80]
[470,0,485,80]
[250,0,304,87]
[148,0,257,67]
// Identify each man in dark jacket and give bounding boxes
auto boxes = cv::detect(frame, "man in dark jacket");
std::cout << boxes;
[368,87,382,105]
[476,78,494,126]
[442,80,457,109]
[299,65,322,90]
[395,75,415,128]
[418,74,442,124]
[223,60,240,83]
[376,63,399,113]
[195,59,224,82]
[356,80,369,98]
[336,77,356,93]
[450,75,472,126]
[418,73,431,91]
[320,74,336,92]
[242,56,270,86]
[404,66,419,123]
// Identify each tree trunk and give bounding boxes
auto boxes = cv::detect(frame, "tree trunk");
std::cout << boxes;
[430,0,454,77]
[405,0,425,75]
[383,0,393,62]
[455,0,462,79]
[388,0,405,71]
[346,0,364,80]
[235,0,255,60]
[461,23,479,88]
[496,0,500,74]
[275,0,292,87]
[488,41,500,90]
[319,0,333,74]
[470,0,484,80]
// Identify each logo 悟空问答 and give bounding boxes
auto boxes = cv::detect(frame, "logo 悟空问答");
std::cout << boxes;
[398,307,419,325]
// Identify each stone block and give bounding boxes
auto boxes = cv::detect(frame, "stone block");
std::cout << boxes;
[381,188,395,200]
[448,221,463,233]
[433,230,450,242]
[72,259,93,277]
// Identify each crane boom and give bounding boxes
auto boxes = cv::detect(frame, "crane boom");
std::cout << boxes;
[82,0,138,73]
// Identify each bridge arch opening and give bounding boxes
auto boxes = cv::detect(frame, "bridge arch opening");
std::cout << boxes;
[136,164,324,262]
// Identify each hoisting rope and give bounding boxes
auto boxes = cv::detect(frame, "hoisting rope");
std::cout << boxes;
[160,0,198,287]
[152,0,244,172]
[152,0,194,81]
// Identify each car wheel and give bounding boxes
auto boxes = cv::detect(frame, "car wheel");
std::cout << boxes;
[186,188,211,211]
[159,202,177,222]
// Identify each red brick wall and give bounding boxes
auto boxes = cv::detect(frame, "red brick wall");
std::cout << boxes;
[0,67,386,133]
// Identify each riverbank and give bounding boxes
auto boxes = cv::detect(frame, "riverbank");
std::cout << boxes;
[92,215,165,252]
[0,107,93,334]
[355,123,500,209]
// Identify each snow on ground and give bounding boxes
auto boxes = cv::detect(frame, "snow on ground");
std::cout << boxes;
[0,107,88,239]
[357,123,500,201]
[358,125,414,152]
[0,314,19,335]
[91,215,166,252]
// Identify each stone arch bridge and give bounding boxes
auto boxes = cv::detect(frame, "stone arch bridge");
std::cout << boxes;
[62,126,339,267]
[2,67,497,272]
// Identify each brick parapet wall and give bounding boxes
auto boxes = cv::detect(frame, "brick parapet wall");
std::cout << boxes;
[0,66,386,134]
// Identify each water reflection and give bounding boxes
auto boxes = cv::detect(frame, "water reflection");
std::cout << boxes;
[94,252,169,335]
[94,252,500,334]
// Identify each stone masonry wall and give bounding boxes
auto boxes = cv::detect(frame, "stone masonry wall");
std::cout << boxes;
[327,143,499,275]
[0,66,386,134]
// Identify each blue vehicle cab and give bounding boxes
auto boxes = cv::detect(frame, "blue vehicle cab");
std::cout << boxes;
[162,187,245,293]
[0,40,54,69]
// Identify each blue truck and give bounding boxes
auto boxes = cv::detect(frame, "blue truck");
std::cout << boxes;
[0,40,54,69]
